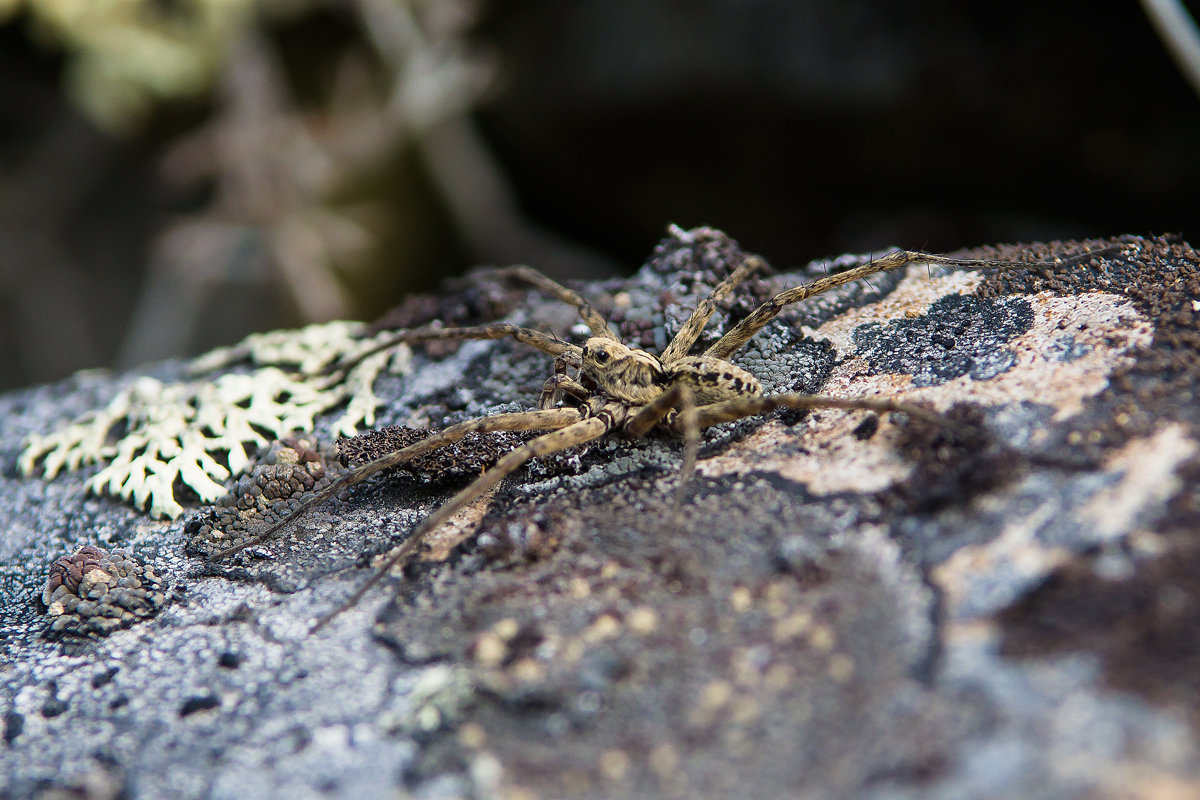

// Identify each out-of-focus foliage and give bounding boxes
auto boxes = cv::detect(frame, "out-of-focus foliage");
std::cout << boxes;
[1,0,1197,395]
[2,0,605,393]
[0,0,269,133]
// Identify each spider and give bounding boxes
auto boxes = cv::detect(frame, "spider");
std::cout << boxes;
[209,243,1120,628]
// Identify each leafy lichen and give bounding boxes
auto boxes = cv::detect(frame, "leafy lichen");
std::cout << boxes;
[19,321,410,519]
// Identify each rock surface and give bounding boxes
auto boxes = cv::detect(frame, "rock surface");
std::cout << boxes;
[1,228,1198,799]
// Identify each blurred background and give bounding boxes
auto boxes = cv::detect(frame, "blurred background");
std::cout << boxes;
[1,0,1198,391]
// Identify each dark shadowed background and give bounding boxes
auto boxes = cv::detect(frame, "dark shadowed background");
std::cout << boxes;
[1,0,1198,391]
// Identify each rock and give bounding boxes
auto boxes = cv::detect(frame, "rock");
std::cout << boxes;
[1,228,1197,799]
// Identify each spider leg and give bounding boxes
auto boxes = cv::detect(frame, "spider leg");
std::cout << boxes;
[328,322,582,376]
[497,265,620,340]
[311,412,614,631]
[208,407,584,561]
[326,264,620,378]
[620,383,700,515]
[689,392,950,430]
[660,255,767,364]
[704,245,1125,360]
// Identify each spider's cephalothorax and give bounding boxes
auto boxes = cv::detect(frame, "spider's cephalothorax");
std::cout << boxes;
[578,337,762,406]
[207,244,1123,629]
[579,338,667,404]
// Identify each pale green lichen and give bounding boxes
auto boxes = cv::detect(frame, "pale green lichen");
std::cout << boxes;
[4,0,261,133]
[19,321,410,519]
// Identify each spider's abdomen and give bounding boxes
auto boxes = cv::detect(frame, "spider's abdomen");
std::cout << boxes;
[667,356,763,404]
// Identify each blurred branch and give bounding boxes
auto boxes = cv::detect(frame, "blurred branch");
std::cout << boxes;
[117,0,618,369]
[0,115,103,383]
[118,24,362,367]
[360,0,621,279]
[10,0,258,134]
[1139,0,1200,102]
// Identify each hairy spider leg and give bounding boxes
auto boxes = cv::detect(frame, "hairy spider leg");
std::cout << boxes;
[622,382,700,514]
[325,265,624,378]
[327,322,583,377]
[311,411,617,631]
[497,266,620,340]
[690,393,951,431]
[209,407,585,560]
[659,255,767,364]
[705,245,1125,360]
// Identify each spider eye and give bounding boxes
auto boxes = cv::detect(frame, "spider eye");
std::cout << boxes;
[592,349,609,365]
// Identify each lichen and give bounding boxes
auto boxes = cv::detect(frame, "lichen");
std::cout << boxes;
[338,426,536,482]
[184,435,339,557]
[41,545,168,638]
[19,321,411,519]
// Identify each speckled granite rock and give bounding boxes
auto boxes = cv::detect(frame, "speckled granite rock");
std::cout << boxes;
[1,228,1198,799]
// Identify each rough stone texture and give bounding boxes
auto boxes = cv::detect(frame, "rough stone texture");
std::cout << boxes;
[2,228,1198,799]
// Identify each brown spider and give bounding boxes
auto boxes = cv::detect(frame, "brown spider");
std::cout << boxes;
[209,244,1121,628]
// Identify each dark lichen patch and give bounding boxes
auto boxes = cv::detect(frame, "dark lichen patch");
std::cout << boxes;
[91,666,119,688]
[184,436,339,557]
[852,415,879,440]
[40,545,168,638]
[40,684,67,718]
[999,451,1200,726]
[885,404,1023,516]
[339,426,535,483]
[217,651,243,669]
[375,478,962,800]
[3,710,23,744]
[998,536,1200,725]
[975,235,1200,460]
[853,294,1033,387]
[178,694,221,717]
